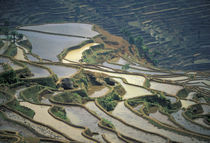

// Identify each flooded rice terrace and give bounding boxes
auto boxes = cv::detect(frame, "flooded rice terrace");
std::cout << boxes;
[0,23,209,143]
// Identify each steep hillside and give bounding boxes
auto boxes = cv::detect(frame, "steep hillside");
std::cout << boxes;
[1,0,210,70]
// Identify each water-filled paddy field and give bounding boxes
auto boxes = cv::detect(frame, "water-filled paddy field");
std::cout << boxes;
[171,110,210,136]
[19,23,99,38]
[26,64,50,78]
[43,64,78,78]
[20,102,92,143]
[18,30,87,61]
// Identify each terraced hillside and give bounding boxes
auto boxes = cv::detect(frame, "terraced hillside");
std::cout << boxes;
[0,0,210,70]
[0,21,210,142]
[1,0,210,70]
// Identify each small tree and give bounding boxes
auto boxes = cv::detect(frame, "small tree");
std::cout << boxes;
[120,28,131,38]
[134,36,144,56]
[135,36,143,48]
[11,31,18,43]
[128,36,135,45]
[122,64,130,70]
[17,33,24,41]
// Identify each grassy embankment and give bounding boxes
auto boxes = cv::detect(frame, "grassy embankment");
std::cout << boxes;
[127,93,181,114]
[3,43,17,57]
[50,106,70,122]
[81,43,116,64]
[7,99,35,118]
[19,85,45,104]
[97,85,125,112]
[52,89,90,104]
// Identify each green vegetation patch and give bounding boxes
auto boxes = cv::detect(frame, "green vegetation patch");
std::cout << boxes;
[58,40,94,61]
[23,76,56,88]
[121,28,159,65]
[81,44,116,64]
[0,68,18,85]
[0,92,11,105]
[17,40,32,51]
[101,118,115,129]
[0,39,4,48]
[193,93,209,103]
[2,63,12,70]
[51,106,69,122]
[204,115,210,125]
[144,78,151,88]
[104,77,115,86]
[128,94,180,113]
[52,89,90,104]
[7,99,35,118]
[97,91,122,111]
[113,84,125,96]
[20,85,45,104]
[177,88,188,99]
[3,43,17,57]
[84,128,93,137]
[73,70,102,90]
[72,70,89,89]
[185,104,203,119]
[121,64,130,71]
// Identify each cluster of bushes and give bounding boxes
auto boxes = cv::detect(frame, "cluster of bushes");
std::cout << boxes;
[104,77,115,86]
[0,21,24,44]
[0,92,10,105]
[86,73,102,86]
[204,115,210,125]
[101,118,115,129]
[17,40,32,51]
[143,103,158,115]
[177,88,188,99]
[97,91,122,111]
[120,28,159,65]
[144,78,151,88]
[0,67,18,85]
[81,44,116,64]
[192,93,209,103]
[53,92,82,104]
[73,71,102,90]
[0,63,31,88]
[51,106,69,122]
[113,84,125,96]
[121,64,130,70]
[23,76,57,88]
[52,89,90,104]
[72,71,89,89]
[128,94,180,112]
[77,78,88,89]
[185,104,203,119]
[127,99,141,107]
[7,99,35,118]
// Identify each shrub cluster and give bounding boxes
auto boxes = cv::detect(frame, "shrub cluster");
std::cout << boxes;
[98,91,122,111]
[101,118,115,129]
[51,106,69,122]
